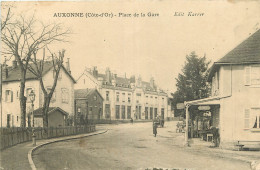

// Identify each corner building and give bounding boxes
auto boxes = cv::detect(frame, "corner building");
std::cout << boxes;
[75,67,168,120]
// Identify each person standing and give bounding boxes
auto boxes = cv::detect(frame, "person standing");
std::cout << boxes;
[153,121,157,137]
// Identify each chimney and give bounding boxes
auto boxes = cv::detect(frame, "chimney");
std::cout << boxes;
[105,67,111,83]
[66,58,71,74]
[12,60,17,69]
[150,77,155,88]
[130,75,135,83]
[3,64,8,79]
[92,66,98,78]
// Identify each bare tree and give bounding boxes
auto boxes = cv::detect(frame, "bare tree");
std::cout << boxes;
[1,14,70,127]
[1,8,12,31]
[28,49,65,128]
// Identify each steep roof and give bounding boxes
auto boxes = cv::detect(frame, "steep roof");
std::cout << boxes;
[2,61,76,83]
[74,88,103,100]
[208,29,260,81]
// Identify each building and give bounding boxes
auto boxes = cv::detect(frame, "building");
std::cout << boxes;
[184,29,260,149]
[75,67,168,120]
[1,59,76,127]
[74,88,103,124]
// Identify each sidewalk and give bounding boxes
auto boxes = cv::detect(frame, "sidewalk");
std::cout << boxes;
[157,121,260,169]
[0,127,107,170]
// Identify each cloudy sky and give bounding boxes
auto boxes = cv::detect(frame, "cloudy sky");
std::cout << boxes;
[1,0,260,93]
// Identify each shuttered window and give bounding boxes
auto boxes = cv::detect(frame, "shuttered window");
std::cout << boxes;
[244,67,251,85]
[5,90,13,102]
[244,109,250,129]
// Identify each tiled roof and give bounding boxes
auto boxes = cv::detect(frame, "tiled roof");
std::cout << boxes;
[33,107,68,117]
[74,88,94,98]
[216,29,260,64]
[2,61,76,83]
[74,88,104,100]
[208,29,260,81]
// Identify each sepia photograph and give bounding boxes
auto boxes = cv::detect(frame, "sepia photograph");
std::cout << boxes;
[0,1,260,170]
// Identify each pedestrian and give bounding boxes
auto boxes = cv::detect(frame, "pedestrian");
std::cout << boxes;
[153,121,157,137]
[130,118,133,124]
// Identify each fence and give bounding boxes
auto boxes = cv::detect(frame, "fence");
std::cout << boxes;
[0,125,95,150]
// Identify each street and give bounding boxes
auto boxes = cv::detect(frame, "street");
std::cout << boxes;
[33,122,251,170]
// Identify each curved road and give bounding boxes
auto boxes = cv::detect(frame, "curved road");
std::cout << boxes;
[33,122,251,170]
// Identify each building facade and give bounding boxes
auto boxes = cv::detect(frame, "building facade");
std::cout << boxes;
[1,60,75,127]
[185,29,260,149]
[75,67,168,120]
[74,88,103,124]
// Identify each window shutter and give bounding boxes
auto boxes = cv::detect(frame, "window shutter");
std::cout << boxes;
[245,67,251,85]
[11,91,13,102]
[244,109,250,129]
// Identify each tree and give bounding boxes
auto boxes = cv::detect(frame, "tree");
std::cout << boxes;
[173,52,210,117]
[1,13,70,127]
[28,49,65,128]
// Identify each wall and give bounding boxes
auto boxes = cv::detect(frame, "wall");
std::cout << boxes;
[2,80,40,127]
[42,68,75,116]
[218,65,260,147]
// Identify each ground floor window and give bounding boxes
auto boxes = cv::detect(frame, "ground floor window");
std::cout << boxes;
[121,105,125,119]
[245,108,260,129]
[105,104,110,119]
[154,108,158,118]
[116,105,120,119]
[150,107,153,120]
[252,109,260,129]
[127,106,131,119]
[145,107,148,120]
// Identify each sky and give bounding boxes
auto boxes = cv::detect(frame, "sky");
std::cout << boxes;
[1,0,260,94]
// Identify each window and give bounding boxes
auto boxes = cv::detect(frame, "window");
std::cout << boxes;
[61,88,69,103]
[16,91,19,98]
[47,87,56,102]
[5,90,13,102]
[106,91,109,101]
[17,116,19,122]
[245,66,260,86]
[105,104,110,118]
[116,105,120,119]
[252,109,260,129]
[136,93,141,103]
[127,106,131,119]
[251,66,260,85]
[116,92,119,102]
[128,93,131,103]
[26,88,34,102]
[93,95,97,101]
[122,93,125,102]
[121,105,126,119]
[77,107,81,113]
[244,108,260,129]
[89,107,93,114]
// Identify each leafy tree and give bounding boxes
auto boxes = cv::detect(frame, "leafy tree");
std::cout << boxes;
[173,52,210,117]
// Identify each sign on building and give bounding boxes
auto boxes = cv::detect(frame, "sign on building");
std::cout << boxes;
[198,105,210,111]
[176,103,185,109]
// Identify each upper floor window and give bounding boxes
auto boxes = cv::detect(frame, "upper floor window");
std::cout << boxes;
[5,90,13,102]
[122,93,125,102]
[245,66,260,86]
[106,91,109,101]
[116,92,119,102]
[61,88,69,103]
[94,95,97,101]
[128,93,131,103]
[26,88,34,103]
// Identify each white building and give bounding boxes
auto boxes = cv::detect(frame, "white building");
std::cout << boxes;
[1,59,76,127]
[185,29,260,149]
[75,67,168,120]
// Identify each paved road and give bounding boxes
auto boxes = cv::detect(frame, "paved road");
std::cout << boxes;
[33,122,251,170]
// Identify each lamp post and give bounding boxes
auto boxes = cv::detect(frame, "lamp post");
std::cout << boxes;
[29,90,36,146]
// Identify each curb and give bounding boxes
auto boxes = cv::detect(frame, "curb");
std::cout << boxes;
[28,129,108,170]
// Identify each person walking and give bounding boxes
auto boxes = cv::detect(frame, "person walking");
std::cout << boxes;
[153,121,157,137]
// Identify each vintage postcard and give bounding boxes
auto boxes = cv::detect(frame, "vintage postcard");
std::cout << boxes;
[1,1,260,170]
